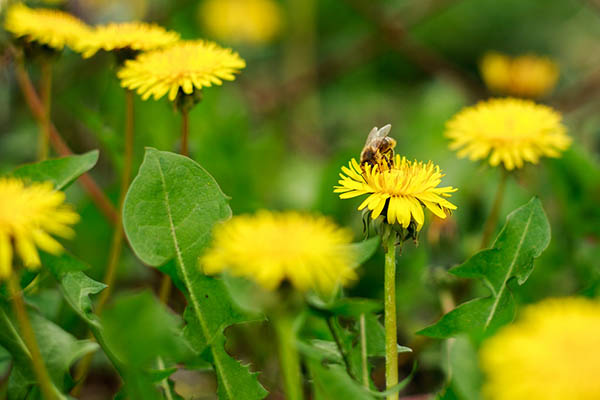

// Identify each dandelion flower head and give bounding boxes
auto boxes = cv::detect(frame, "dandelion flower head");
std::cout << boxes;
[480,297,600,400]
[76,21,179,58]
[4,3,91,51]
[480,52,559,98]
[445,98,571,170]
[201,211,357,293]
[199,0,283,44]
[118,40,246,101]
[334,155,457,230]
[0,178,79,278]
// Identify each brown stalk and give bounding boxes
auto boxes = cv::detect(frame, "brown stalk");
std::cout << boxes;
[10,49,117,225]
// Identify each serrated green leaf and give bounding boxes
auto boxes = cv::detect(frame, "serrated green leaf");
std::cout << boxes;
[42,252,106,328]
[11,151,99,190]
[123,148,267,399]
[208,336,268,400]
[0,301,97,399]
[419,197,550,338]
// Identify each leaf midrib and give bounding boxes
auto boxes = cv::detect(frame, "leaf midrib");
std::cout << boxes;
[484,207,534,330]
[156,159,234,399]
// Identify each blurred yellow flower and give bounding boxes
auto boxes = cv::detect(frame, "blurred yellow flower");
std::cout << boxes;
[76,21,179,58]
[480,52,559,98]
[201,211,357,293]
[118,40,246,101]
[0,178,79,278]
[199,0,283,44]
[334,155,457,230]
[4,3,91,51]
[445,98,571,170]
[480,297,600,400]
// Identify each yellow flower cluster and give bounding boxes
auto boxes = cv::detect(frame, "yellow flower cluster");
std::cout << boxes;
[199,0,283,44]
[334,155,457,230]
[201,211,357,293]
[480,52,559,98]
[4,3,90,50]
[118,40,246,101]
[480,297,600,400]
[76,22,180,58]
[445,98,571,170]
[0,178,79,278]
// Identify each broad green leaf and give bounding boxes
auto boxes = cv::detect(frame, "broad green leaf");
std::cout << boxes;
[419,197,550,338]
[0,301,97,399]
[123,148,267,399]
[11,150,99,190]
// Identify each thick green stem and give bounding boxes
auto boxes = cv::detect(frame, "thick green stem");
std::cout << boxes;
[38,60,52,161]
[359,313,369,387]
[274,314,303,400]
[384,234,398,400]
[7,274,58,400]
[480,169,508,249]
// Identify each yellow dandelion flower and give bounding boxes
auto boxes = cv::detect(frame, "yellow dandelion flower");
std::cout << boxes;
[480,52,559,98]
[0,178,79,278]
[480,297,600,400]
[199,0,283,44]
[201,211,357,293]
[76,21,179,58]
[445,98,571,170]
[117,40,246,101]
[334,155,457,230]
[4,3,91,51]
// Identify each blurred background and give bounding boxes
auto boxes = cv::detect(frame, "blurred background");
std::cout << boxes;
[1,0,600,398]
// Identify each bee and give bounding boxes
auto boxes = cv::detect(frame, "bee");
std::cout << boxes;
[359,124,396,168]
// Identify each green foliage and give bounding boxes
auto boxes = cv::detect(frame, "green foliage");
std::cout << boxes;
[0,301,96,399]
[420,197,551,339]
[123,148,267,399]
[11,151,99,190]
[102,291,188,400]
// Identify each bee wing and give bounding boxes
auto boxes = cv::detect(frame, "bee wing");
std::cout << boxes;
[364,126,379,145]
[377,124,392,138]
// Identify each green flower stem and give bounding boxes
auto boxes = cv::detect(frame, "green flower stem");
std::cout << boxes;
[480,168,509,249]
[359,313,369,387]
[181,107,190,157]
[7,273,58,400]
[274,314,303,400]
[38,59,52,161]
[96,89,135,315]
[384,233,398,400]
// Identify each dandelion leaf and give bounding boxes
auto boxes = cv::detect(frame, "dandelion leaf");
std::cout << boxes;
[419,197,550,338]
[11,150,99,190]
[123,148,267,399]
[0,301,97,399]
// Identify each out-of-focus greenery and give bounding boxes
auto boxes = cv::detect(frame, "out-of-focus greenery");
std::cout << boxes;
[1,0,600,398]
